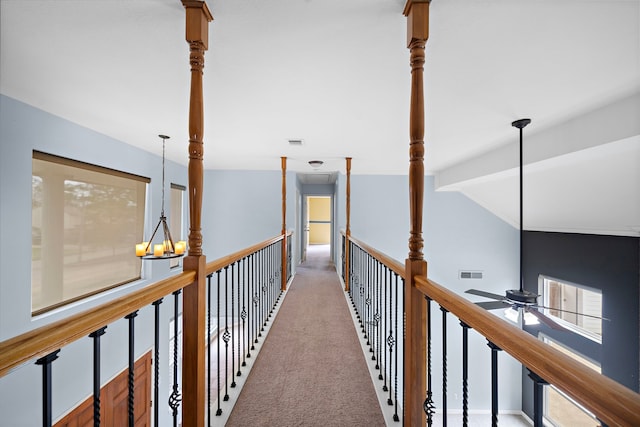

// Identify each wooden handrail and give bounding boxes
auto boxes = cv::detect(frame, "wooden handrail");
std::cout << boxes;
[205,232,290,276]
[0,271,195,378]
[415,275,640,427]
[345,233,405,278]
[0,232,292,379]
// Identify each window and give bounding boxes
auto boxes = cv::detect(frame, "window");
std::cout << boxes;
[540,276,602,342]
[170,184,185,268]
[542,336,601,426]
[32,151,148,314]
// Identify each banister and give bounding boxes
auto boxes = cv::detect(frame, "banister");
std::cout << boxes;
[206,233,290,276]
[344,234,405,278]
[414,275,640,427]
[0,232,292,379]
[0,271,195,378]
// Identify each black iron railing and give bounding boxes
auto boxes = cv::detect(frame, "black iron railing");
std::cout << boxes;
[0,233,292,427]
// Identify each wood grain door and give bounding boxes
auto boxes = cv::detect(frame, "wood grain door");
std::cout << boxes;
[55,351,152,427]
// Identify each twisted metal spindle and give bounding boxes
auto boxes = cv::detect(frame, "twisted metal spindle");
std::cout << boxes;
[441,307,449,426]
[152,298,162,427]
[424,296,435,426]
[169,291,181,426]
[89,326,107,427]
[393,272,400,422]
[125,310,139,427]
[460,321,470,427]
[488,341,502,427]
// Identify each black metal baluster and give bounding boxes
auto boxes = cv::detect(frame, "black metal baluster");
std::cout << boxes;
[253,252,258,348]
[382,266,389,391]
[386,269,393,399]
[375,262,381,368]
[89,326,107,427]
[393,272,400,422]
[230,263,236,388]
[237,261,243,376]
[261,248,267,334]
[206,274,211,422]
[244,257,250,361]
[152,298,162,427]
[36,350,60,427]
[424,296,434,426]
[528,370,548,427]
[365,254,371,348]
[169,291,181,426]
[223,266,230,401]
[488,341,502,427]
[441,307,448,427]
[460,321,469,427]
[215,272,222,416]
[125,310,138,427]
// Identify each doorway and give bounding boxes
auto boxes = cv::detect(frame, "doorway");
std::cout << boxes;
[303,196,332,262]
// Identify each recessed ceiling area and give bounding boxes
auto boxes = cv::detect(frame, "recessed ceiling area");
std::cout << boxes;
[1,0,638,236]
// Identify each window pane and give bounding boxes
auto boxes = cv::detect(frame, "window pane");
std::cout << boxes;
[542,277,602,340]
[32,152,147,313]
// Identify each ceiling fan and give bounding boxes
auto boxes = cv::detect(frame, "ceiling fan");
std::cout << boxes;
[466,119,606,331]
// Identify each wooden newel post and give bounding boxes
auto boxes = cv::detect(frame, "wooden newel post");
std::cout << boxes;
[403,1,429,426]
[181,2,212,427]
[281,156,288,291]
[344,157,352,292]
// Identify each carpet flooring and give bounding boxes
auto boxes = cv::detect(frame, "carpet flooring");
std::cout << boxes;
[225,245,386,426]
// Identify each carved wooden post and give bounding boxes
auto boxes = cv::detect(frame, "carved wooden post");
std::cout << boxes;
[181,2,212,426]
[403,1,429,426]
[281,156,288,291]
[344,157,352,292]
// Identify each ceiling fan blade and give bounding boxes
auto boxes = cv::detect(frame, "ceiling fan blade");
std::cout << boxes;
[534,304,609,321]
[465,289,505,301]
[476,301,510,310]
[526,307,570,332]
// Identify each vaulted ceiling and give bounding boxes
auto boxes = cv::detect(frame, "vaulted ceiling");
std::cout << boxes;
[1,0,638,236]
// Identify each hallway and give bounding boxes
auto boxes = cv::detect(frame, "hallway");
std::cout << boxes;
[224,244,386,426]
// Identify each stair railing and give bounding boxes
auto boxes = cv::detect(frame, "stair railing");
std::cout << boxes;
[343,233,640,427]
[0,232,291,427]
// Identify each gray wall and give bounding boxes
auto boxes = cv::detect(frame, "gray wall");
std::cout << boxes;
[521,231,640,419]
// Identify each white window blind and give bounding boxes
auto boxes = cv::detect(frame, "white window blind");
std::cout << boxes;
[31,151,149,314]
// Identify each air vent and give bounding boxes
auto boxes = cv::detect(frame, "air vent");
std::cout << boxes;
[288,139,304,146]
[459,270,483,280]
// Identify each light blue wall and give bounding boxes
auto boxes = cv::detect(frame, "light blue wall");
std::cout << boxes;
[0,96,290,425]
[349,173,522,411]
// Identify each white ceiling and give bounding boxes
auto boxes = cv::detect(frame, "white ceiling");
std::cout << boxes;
[1,0,639,236]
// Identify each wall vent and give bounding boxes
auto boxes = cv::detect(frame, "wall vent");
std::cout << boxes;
[288,139,304,145]
[459,270,483,280]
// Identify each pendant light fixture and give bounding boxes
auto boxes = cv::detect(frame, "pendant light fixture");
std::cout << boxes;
[135,135,186,259]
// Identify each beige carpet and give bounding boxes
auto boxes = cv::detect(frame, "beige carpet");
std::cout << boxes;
[225,245,386,426]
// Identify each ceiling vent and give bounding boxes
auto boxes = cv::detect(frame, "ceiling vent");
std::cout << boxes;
[288,139,304,146]
[459,270,483,280]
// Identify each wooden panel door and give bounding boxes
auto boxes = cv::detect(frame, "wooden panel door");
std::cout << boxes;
[55,351,152,427]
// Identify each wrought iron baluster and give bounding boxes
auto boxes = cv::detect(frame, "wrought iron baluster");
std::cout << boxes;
[441,307,449,427]
[169,291,181,426]
[236,261,243,376]
[89,326,107,427]
[215,272,222,416]
[376,262,382,373]
[252,252,259,347]
[488,341,502,427]
[152,298,163,427]
[223,266,230,401]
[528,370,548,427]
[393,272,400,422]
[125,310,138,427]
[460,321,469,427]
[205,274,211,421]
[36,350,60,427]
[382,266,389,391]
[424,297,434,426]
[230,263,236,388]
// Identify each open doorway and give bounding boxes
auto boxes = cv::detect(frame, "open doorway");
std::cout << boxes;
[304,196,332,261]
